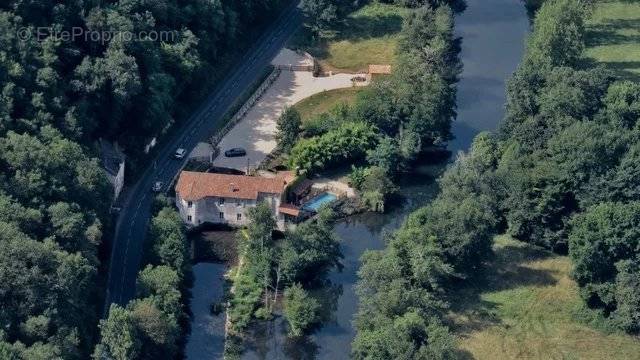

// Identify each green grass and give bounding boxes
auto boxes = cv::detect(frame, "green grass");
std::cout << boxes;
[292,87,363,122]
[448,235,640,360]
[295,3,408,73]
[584,1,640,81]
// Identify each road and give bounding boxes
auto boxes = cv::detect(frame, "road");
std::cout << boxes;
[104,1,302,311]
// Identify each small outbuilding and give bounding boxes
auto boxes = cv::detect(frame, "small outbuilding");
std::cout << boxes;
[367,64,392,81]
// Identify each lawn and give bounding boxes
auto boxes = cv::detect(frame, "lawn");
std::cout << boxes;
[294,3,408,73]
[292,87,363,122]
[584,0,640,81]
[448,235,640,360]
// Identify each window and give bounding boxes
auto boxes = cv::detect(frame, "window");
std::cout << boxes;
[236,199,242,206]
[219,198,225,205]
[237,213,242,221]
[219,212,224,219]
[187,201,193,208]
[187,215,192,222]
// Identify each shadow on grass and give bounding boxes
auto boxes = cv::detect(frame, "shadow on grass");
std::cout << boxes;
[445,240,560,336]
[586,18,640,47]
[580,56,640,83]
[299,8,404,66]
[340,11,404,42]
[600,61,640,82]
[585,16,640,82]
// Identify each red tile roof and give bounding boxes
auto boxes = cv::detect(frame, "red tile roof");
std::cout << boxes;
[368,64,392,74]
[279,204,300,217]
[176,171,286,201]
[275,171,297,185]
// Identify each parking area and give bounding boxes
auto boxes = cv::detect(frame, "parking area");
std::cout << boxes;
[210,49,358,171]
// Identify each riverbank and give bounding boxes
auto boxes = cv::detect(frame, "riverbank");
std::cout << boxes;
[185,0,531,357]
[242,165,443,358]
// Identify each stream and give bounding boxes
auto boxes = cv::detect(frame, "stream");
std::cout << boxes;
[186,0,529,358]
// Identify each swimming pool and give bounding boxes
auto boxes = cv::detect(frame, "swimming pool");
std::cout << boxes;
[302,192,337,212]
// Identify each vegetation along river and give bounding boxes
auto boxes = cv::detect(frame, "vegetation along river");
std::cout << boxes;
[188,0,529,358]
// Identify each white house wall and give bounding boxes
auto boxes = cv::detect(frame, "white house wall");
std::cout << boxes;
[176,192,284,229]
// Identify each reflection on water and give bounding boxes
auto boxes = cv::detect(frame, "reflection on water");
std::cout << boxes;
[449,0,529,153]
[243,170,441,360]
[185,263,226,360]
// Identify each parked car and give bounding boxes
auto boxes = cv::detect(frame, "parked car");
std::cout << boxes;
[152,181,163,192]
[174,148,186,159]
[224,147,247,157]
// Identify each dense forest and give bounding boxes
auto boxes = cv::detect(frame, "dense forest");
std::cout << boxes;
[0,0,285,358]
[353,0,640,357]
[95,198,190,360]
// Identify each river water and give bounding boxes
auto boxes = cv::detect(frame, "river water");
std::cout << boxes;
[187,0,529,358]
[185,263,227,360]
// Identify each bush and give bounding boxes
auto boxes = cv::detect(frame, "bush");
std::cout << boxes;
[289,122,378,174]
[359,166,398,213]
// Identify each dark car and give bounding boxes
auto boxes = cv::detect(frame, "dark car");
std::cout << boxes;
[224,147,247,157]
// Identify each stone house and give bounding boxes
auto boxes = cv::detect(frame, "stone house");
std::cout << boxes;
[175,171,301,229]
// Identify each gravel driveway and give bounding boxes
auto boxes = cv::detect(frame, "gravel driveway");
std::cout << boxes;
[212,50,357,171]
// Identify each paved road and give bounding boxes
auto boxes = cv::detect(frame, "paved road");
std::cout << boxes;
[104,1,302,311]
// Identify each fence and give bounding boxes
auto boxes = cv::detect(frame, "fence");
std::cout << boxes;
[209,67,282,149]
[275,64,314,72]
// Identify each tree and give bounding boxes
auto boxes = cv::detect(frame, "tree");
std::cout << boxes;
[246,202,276,250]
[569,202,640,319]
[279,209,342,283]
[353,223,455,359]
[130,298,179,360]
[300,0,340,34]
[359,166,398,213]
[148,207,189,277]
[283,284,320,337]
[0,221,96,359]
[600,80,640,129]
[136,265,182,318]
[524,0,586,68]
[366,136,402,175]
[612,258,640,333]
[93,305,140,360]
[352,310,456,360]
[276,106,302,152]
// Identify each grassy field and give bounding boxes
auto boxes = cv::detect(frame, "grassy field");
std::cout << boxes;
[295,3,408,73]
[292,87,363,122]
[584,0,640,81]
[448,235,640,360]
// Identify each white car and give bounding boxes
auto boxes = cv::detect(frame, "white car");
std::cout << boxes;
[152,181,163,192]
[174,148,186,159]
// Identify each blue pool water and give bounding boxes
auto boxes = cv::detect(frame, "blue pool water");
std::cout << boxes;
[303,192,337,212]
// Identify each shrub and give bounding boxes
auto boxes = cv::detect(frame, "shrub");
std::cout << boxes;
[289,122,378,174]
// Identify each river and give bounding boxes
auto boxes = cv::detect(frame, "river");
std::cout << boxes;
[187,0,529,358]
